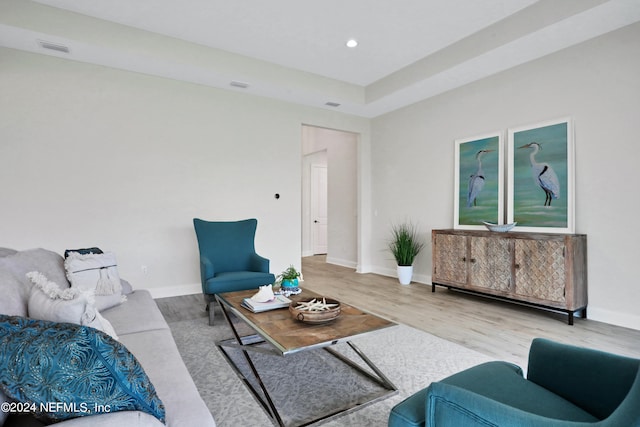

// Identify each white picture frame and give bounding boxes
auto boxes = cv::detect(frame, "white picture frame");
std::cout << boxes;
[454,132,504,230]
[507,117,575,233]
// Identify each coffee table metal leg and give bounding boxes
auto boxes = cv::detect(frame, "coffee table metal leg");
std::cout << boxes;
[217,299,286,427]
[324,341,397,392]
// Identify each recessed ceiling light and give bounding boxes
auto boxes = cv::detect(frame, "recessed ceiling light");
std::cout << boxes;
[346,39,358,48]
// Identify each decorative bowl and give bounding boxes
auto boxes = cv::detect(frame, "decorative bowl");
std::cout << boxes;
[289,298,341,324]
[483,222,517,232]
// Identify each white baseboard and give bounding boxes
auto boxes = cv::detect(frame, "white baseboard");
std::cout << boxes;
[356,264,373,274]
[147,283,202,299]
[325,256,357,269]
[587,306,640,331]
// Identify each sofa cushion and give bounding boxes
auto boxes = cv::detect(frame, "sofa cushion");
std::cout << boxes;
[0,249,69,317]
[26,411,164,426]
[204,271,275,294]
[0,267,25,317]
[0,315,165,424]
[4,249,70,289]
[101,290,168,336]
[0,248,17,258]
[119,329,216,427]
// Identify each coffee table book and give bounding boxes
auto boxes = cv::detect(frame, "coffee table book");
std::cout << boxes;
[241,294,291,313]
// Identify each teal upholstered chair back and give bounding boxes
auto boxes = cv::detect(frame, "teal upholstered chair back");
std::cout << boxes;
[527,338,640,421]
[193,218,275,325]
[194,218,259,275]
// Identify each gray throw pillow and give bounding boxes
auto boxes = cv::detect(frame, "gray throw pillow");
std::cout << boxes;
[0,249,71,317]
[26,272,117,340]
[0,248,17,258]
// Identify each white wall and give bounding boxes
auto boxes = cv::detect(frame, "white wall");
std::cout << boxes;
[369,22,640,329]
[301,126,358,267]
[0,47,370,297]
[2,21,638,330]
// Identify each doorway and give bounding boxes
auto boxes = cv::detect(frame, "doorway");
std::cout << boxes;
[301,125,358,268]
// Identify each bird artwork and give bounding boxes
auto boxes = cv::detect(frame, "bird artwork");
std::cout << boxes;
[467,149,493,207]
[519,142,560,206]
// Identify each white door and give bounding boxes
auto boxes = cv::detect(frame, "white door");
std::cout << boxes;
[311,164,328,254]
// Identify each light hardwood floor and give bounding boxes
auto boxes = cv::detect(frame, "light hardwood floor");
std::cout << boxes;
[300,255,640,367]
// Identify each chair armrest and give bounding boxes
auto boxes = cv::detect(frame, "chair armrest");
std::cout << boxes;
[527,338,640,419]
[249,253,270,273]
[199,255,215,282]
[426,382,590,427]
[602,369,640,426]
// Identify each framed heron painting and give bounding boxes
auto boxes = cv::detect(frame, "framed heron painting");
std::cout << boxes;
[454,132,503,230]
[507,117,574,233]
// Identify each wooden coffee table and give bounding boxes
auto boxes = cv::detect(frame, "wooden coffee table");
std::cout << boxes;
[215,289,397,426]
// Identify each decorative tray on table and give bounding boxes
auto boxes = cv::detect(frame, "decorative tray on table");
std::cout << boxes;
[483,222,516,232]
[289,298,341,324]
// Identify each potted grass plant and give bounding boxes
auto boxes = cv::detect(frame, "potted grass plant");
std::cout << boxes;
[276,265,302,294]
[388,221,424,285]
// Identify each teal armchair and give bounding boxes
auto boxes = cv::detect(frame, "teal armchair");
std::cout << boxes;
[389,338,640,427]
[193,218,275,325]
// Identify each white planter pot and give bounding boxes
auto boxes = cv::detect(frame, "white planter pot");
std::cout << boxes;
[397,265,413,285]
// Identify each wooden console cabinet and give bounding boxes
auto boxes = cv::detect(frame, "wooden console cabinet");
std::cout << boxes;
[431,229,587,325]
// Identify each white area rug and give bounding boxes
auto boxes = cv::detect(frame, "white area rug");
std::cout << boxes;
[166,311,493,427]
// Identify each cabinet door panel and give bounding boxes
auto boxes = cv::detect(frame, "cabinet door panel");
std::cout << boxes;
[433,234,467,285]
[514,239,566,303]
[469,236,511,292]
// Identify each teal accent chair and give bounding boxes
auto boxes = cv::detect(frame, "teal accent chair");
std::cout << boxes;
[193,218,275,325]
[389,338,640,427]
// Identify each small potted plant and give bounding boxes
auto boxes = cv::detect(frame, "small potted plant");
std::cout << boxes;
[388,221,424,285]
[276,265,302,295]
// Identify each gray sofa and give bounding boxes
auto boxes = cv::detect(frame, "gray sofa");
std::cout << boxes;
[0,247,216,427]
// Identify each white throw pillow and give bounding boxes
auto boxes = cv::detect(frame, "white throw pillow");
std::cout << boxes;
[64,251,126,310]
[26,271,118,340]
[64,251,122,295]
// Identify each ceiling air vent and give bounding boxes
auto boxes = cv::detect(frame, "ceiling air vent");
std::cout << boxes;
[230,81,250,89]
[38,40,70,53]
[325,102,341,107]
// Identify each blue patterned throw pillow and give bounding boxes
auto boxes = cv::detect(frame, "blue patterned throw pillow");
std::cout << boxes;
[0,315,165,424]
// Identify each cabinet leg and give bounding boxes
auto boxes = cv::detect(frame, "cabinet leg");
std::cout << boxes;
[581,307,588,319]
[432,283,436,293]
[568,311,574,326]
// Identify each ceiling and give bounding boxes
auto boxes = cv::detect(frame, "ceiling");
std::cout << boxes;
[1,0,640,117]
